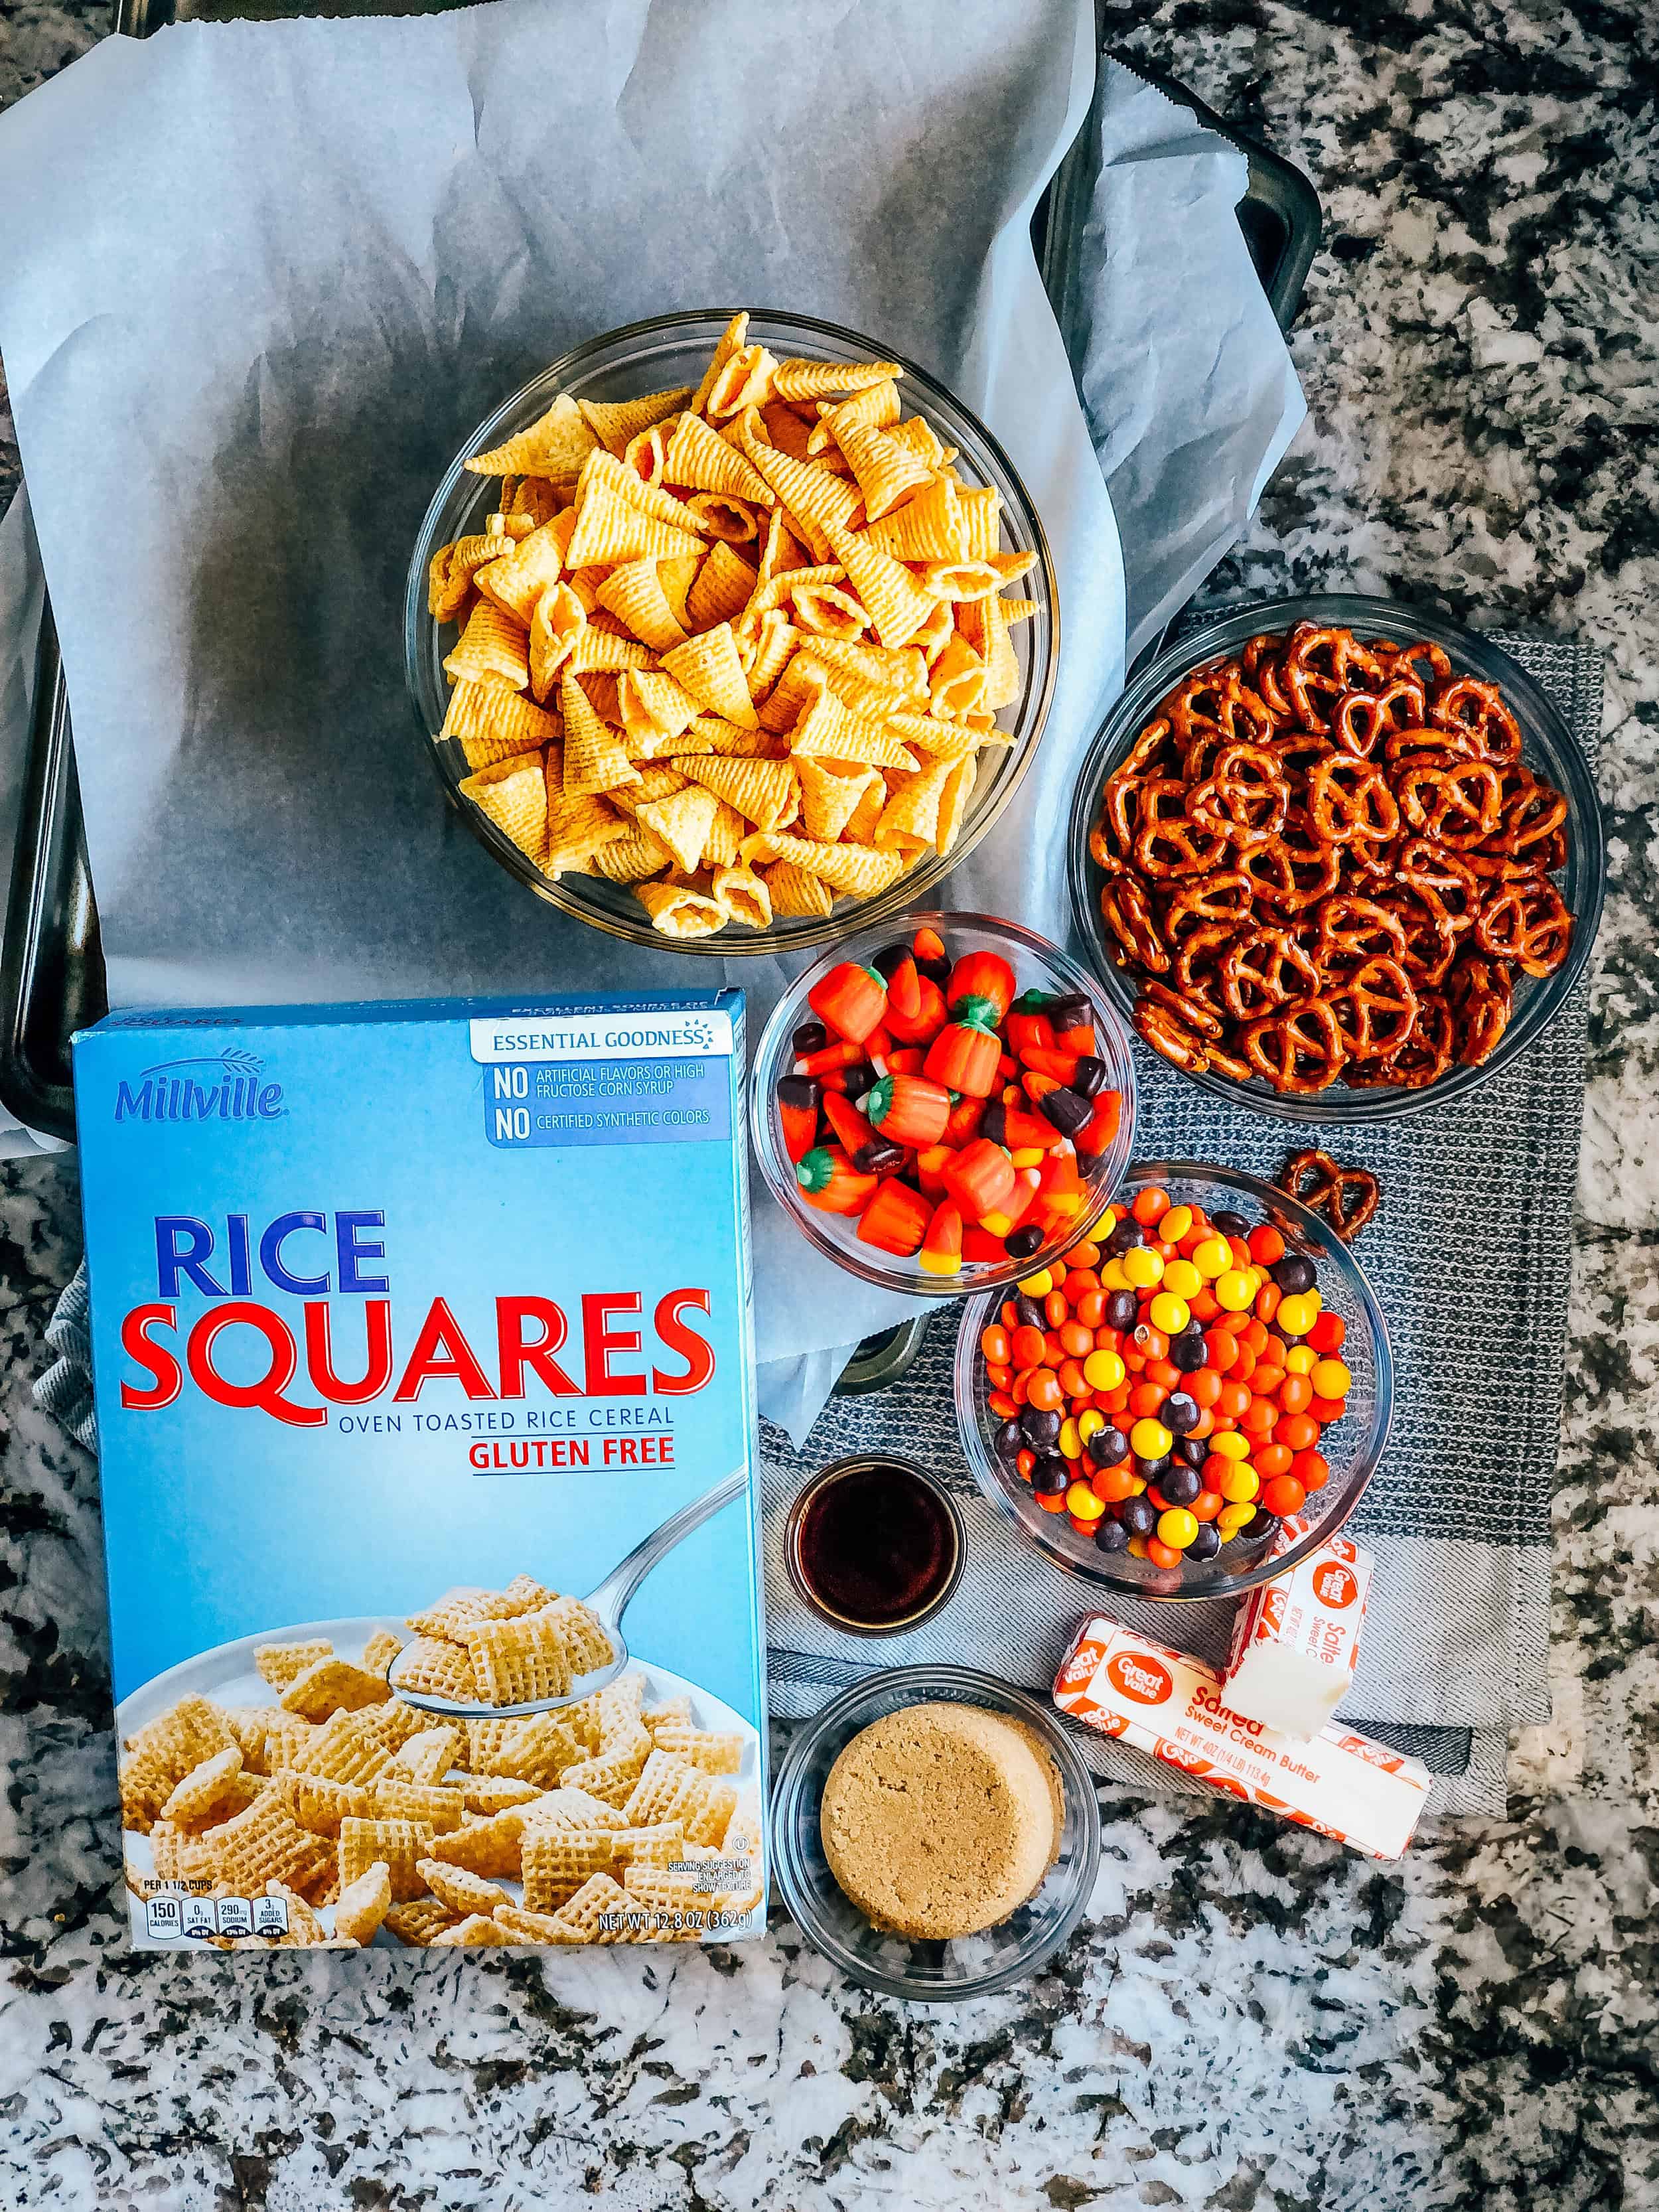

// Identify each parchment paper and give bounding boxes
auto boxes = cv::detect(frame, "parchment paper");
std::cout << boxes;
[0,1,1305,1436]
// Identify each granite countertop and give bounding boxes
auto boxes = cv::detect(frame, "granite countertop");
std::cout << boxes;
[2,3,1657,2207]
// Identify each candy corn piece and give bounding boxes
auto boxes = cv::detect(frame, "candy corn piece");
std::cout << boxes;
[918,1201,964,1278]
[979,1166,1041,1238]
[777,1075,820,1164]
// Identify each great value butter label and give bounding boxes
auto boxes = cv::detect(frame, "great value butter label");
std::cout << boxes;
[76,992,765,1952]
[1054,1614,1427,1860]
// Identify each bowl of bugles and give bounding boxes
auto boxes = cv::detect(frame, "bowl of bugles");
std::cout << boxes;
[1066,595,1605,1119]
[405,310,1057,949]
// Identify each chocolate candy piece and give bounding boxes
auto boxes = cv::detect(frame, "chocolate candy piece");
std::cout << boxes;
[778,1072,819,1111]
[1071,1055,1108,1098]
[994,1420,1023,1461]
[1104,1289,1139,1333]
[979,1098,1008,1146]
[1163,1392,1200,1435]
[1211,1210,1250,1236]
[1086,1425,1129,1467]
[852,1140,906,1176]
[1013,1294,1046,1331]
[1119,1493,1158,1538]
[1271,1253,1316,1294]
[792,1020,829,1056]
[1021,1407,1061,1449]
[1048,993,1092,1031]
[1005,1224,1045,1260]
[1094,1517,1130,1554]
[912,944,951,987]
[1106,1217,1145,1256]
[1169,1332,1208,1373]
[1173,1436,1208,1469]
[1031,1454,1069,1497]
[1186,1522,1221,1561]
[871,944,911,980]
[1135,1453,1171,1483]
[1039,1086,1092,1137]
[1159,1464,1202,1507]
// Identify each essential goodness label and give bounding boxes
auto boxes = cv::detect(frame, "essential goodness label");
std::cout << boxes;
[1054,1615,1428,1860]
[76,992,765,1953]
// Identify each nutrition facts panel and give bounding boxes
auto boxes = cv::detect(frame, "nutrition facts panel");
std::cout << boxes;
[143,1890,285,1941]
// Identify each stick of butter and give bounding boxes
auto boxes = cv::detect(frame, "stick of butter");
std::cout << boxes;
[1223,1523,1373,1741]
[1053,1612,1426,1861]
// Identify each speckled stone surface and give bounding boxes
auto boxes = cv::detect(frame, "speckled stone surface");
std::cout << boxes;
[2,2,1657,2207]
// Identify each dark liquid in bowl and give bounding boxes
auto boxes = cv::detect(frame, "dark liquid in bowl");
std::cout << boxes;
[795,1463,958,1627]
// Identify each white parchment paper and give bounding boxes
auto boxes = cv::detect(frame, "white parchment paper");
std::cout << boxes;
[0,1,1305,1438]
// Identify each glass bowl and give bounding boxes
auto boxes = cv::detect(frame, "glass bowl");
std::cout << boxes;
[1065,593,1605,1121]
[751,911,1137,1297]
[405,309,1058,956]
[954,1159,1394,1599]
[770,1664,1102,2002]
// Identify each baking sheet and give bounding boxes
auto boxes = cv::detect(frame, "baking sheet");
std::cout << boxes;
[0,0,1122,1382]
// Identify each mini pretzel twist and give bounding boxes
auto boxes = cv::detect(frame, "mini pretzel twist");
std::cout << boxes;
[1277,1150,1381,1240]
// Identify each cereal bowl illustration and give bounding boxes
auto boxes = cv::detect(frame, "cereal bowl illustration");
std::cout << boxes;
[117,1516,764,1951]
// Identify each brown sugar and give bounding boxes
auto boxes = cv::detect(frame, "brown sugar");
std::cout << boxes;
[819,1703,1061,1940]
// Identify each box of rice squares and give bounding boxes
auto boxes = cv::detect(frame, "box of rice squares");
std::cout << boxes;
[74,990,768,1953]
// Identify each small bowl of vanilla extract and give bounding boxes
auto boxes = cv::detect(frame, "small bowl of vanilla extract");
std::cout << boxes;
[786,1455,965,1638]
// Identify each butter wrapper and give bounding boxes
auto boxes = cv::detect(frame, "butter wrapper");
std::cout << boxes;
[1222,1523,1373,1741]
[1053,1615,1427,1860]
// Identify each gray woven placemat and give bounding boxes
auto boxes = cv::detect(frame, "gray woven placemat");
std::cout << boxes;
[34,638,1598,1814]
[763,634,1600,1814]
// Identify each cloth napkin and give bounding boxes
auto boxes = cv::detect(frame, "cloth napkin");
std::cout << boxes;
[762,633,1600,1816]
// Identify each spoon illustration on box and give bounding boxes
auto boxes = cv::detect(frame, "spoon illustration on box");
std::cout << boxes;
[388,1466,749,1720]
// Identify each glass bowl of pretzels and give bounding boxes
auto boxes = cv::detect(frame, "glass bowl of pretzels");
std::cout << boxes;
[1066,595,1605,1120]
[406,309,1058,951]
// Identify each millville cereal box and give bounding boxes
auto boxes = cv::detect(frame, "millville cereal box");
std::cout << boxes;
[74,993,766,1952]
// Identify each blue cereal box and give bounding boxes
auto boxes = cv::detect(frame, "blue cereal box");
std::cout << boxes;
[74,992,766,1953]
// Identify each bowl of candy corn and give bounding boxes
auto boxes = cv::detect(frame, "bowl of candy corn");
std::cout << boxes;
[954,1161,1392,1597]
[751,913,1136,1295]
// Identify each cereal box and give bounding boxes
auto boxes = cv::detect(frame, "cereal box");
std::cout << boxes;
[1054,1614,1429,1860]
[74,993,766,1951]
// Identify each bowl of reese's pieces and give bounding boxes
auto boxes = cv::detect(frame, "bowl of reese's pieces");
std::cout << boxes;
[406,309,1057,951]
[1065,594,1604,1120]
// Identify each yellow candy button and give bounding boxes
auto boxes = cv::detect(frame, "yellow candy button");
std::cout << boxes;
[1122,1246,1164,1288]
[1311,1357,1352,1398]
[1277,1292,1317,1336]
[1083,1347,1125,1392]
[1148,1291,1190,1334]
[1218,1465,1259,1504]
[1285,1345,1317,1375]
[1215,1269,1254,1312]
[1058,1417,1082,1460]
[1156,1507,1198,1550]
[1129,1417,1172,1461]
[1078,1408,1105,1443]
[1217,1501,1256,1531]
[1209,1430,1250,1461]
[1019,1270,1054,1298]
[1161,1258,1201,1301]
[1162,1206,1194,1244]
[1066,1480,1104,1522]
[1192,1235,1232,1280]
